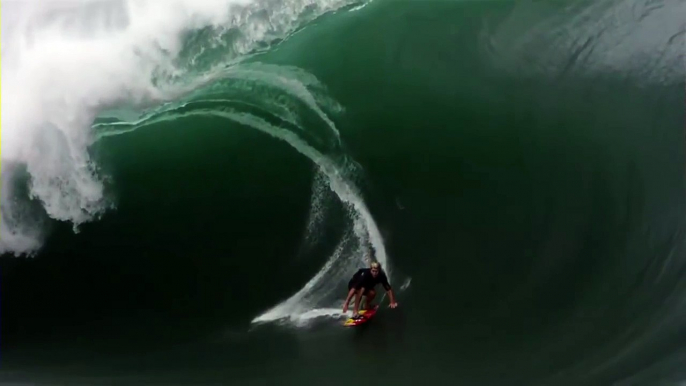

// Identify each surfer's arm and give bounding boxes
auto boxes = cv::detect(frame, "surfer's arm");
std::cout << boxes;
[381,275,398,308]
[380,274,392,292]
[387,288,397,305]
[344,287,357,305]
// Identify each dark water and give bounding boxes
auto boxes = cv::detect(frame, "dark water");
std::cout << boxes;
[2,1,686,385]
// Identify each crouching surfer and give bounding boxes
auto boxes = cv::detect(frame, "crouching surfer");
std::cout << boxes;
[343,260,398,319]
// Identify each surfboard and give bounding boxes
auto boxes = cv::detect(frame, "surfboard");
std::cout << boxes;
[343,305,379,327]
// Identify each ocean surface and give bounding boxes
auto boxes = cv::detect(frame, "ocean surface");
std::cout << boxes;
[2,0,686,385]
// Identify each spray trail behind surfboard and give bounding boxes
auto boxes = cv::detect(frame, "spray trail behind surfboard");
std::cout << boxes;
[246,117,390,326]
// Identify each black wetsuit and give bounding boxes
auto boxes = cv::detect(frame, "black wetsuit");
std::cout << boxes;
[348,268,392,293]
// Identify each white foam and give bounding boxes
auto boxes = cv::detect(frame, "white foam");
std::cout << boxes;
[253,307,349,328]
[0,0,364,255]
[288,307,352,326]
[299,170,333,255]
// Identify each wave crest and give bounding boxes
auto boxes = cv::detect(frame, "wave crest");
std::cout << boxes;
[1,0,368,256]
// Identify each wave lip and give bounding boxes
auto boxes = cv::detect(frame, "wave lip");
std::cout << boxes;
[0,0,369,256]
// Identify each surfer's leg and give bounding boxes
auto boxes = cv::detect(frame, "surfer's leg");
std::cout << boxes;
[345,280,355,307]
[353,287,365,316]
[364,289,376,310]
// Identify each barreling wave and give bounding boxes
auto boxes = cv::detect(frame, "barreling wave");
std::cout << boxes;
[2,0,685,383]
[0,0,370,256]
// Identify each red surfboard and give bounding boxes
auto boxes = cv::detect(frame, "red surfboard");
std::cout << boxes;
[343,305,379,327]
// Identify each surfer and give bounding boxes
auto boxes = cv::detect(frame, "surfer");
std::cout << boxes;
[343,261,398,318]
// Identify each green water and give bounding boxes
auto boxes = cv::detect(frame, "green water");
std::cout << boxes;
[2,1,686,385]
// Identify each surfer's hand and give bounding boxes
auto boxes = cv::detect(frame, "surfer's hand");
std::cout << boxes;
[389,302,398,309]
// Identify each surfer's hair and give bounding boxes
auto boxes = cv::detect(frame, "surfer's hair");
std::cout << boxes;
[370,261,381,269]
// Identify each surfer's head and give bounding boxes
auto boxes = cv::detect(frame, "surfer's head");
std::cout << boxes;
[370,261,381,276]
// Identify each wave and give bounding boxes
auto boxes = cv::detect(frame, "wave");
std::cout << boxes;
[0,0,369,256]
[2,0,685,383]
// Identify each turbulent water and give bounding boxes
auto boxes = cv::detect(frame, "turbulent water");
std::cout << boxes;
[2,0,686,385]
